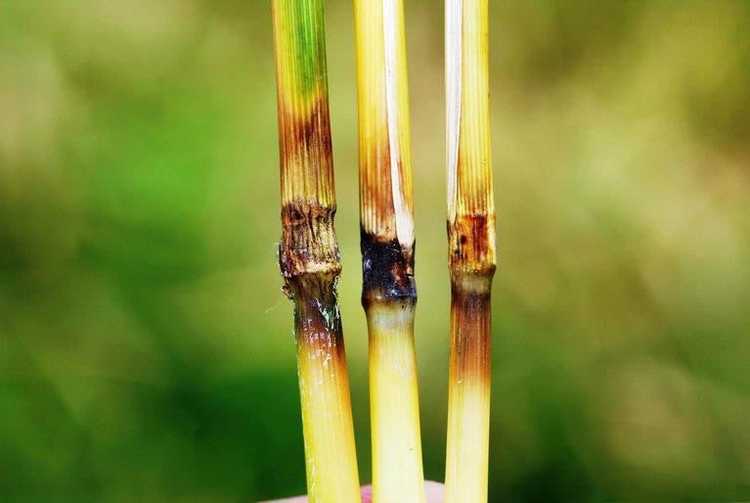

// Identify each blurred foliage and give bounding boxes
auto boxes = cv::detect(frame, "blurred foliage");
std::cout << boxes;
[1,0,749,501]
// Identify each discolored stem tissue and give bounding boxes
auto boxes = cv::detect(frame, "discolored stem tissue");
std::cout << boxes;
[444,0,496,502]
[354,1,425,502]
[272,1,360,501]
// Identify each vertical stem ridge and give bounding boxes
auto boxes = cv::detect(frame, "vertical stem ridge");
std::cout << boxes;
[272,1,361,501]
[445,274,493,503]
[355,0,415,248]
[446,0,494,239]
[354,1,424,502]
[445,1,496,502]
[274,0,336,208]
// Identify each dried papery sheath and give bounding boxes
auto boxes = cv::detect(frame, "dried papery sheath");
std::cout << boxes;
[444,0,496,502]
[272,1,360,501]
[356,0,415,256]
[353,1,425,502]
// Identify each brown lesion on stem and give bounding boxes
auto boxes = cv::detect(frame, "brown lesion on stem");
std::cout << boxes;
[448,213,496,276]
[449,272,493,385]
[277,93,336,207]
[293,272,347,362]
[278,95,333,175]
[359,139,397,237]
[279,198,344,339]
[280,201,340,284]
[448,211,495,387]
[359,137,416,309]
[361,230,416,309]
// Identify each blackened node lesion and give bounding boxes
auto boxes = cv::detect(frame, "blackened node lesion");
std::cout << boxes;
[361,230,416,307]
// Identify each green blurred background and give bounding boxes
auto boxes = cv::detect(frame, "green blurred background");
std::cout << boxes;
[2,1,749,501]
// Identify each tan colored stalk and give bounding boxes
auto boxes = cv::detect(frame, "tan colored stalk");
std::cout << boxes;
[353,1,425,502]
[444,0,496,502]
[272,1,361,501]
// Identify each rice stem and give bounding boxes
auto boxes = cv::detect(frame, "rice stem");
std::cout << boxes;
[272,1,361,501]
[444,1,496,501]
[354,1,425,501]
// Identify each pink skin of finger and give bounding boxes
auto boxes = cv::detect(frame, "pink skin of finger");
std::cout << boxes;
[265,481,445,502]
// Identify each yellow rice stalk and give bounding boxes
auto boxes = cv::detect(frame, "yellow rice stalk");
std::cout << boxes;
[353,1,425,502]
[444,0,496,502]
[272,1,361,501]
